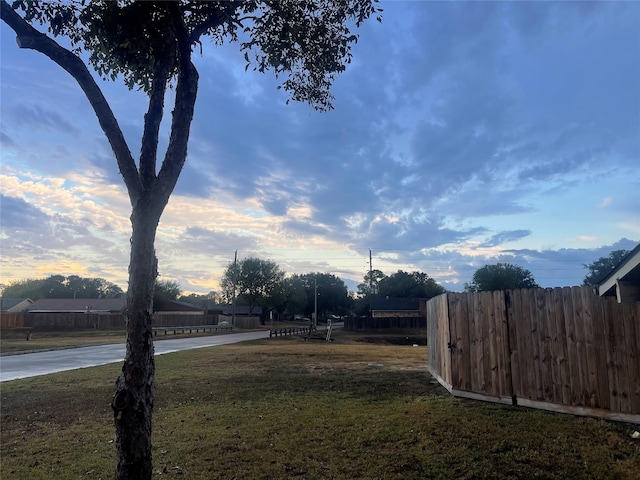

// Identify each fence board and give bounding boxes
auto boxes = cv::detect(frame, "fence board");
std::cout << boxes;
[579,287,598,408]
[612,298,630,413]
[460,293,472,392]
[591,292,611,410]
[603,296,621,412]
[506,291,521,401]
[426,293,451,389]
[535,289,551,402]
[551,288,570,405]
[514,289,533,401]
[622,302,640,414]
[529,289,544,400]
[579,286,595,407]
[544,288,562,403]
[485,292,502,396]
[632,302,640,413]
[448,293,466,391]
[471,292,483,394]
[496,290,512,399]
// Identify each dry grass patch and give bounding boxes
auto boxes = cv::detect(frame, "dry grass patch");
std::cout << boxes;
[1,331,638,479]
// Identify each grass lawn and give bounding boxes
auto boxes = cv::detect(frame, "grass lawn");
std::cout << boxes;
[1,330,638,479]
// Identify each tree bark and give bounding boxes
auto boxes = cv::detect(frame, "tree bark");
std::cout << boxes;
[112,197,164,480]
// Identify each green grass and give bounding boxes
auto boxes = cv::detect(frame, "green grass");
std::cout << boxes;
[1,331,638,479]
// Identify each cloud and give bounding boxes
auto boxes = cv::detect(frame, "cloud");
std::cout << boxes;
[0,194,48,230]
[598,197,613,209]
[8,104,80,135]
[478,230,532,248]
[1,1,638,294]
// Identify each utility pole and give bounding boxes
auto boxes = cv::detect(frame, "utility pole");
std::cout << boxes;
[314,275,318,330]
[232,249,237,327]
[369,249,373,321]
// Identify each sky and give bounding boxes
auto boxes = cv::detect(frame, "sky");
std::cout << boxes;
[1,1,639,295]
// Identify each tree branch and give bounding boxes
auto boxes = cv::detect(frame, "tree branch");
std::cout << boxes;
[139,61,170,190]
[184,0,243,43]
[0,0,143,203]
[189,10,227,44]
[155,2,199,204]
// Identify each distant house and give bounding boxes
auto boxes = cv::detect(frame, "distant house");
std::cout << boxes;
[25,298,127,329]
[24,298,210,328]
[27,298,127,314]
[0,298,33,328]
[370,297,426,318]
[0,297,33,313]
[211,304,261,329]
[223,305,262,316]
[152,300,205,327]
[598,243,640,303]
[208,304,263,316]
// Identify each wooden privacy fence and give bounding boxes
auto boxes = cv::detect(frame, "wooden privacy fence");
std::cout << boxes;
[345,316,426,330]
[24,312,126,329]
[152,312,206,327]
[427,286,640,424]
[217,315,260,329]
[0,313,24,328]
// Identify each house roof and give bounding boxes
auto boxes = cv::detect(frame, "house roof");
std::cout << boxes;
[370,297,422,312]
[27,298,127,313]
[0,298,33,312]
[598,243,640,302]
[26,298,206,313]
[154,300,203,312]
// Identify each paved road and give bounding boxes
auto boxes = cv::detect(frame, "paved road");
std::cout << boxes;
[0,331,269,382]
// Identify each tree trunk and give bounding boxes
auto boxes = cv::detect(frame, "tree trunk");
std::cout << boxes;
[112,199,163,480]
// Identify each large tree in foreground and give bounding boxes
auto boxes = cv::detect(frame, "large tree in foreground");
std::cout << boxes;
[1,1,381,478]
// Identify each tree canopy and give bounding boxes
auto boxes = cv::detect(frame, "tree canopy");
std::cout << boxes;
[6,0,381,110]
[465,263,539,292]
[178,291,222,308]
[295,272,351,320]
[221,257,285,315]
[583,249,630,286]
[377,270,445,299]
[153,279,182,307]
[1,275,124,300]
[353,269,445,315]
[356,269,385,297]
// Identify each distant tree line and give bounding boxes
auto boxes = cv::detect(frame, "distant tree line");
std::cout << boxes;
[1,274,124,300]
[2,250,628,314]
[353,269,446,315]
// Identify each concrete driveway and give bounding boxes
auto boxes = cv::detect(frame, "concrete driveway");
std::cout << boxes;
[0,330,269,382]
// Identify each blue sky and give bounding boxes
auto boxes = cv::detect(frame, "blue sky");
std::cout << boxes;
[1,1,639,294]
